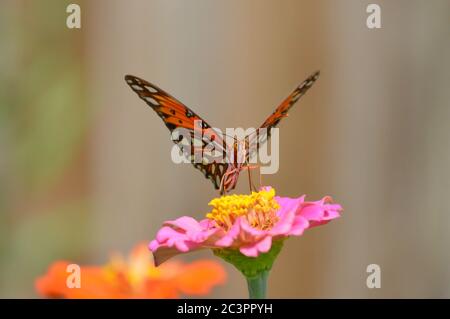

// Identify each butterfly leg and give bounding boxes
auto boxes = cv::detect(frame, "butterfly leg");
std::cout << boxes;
[244,164,259,192]
[247,166,253,193]
[219,167,238,195]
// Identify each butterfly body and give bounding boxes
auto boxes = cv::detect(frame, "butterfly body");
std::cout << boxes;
[125,71,320,194]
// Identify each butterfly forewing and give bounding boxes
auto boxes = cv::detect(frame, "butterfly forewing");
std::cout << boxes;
[260,70,320,132]
[125,75,231,190]
[245,70,321,162]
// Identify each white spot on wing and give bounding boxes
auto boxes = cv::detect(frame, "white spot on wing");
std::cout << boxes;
[131,84,144,91]
[146,86,158,93]
[144,96,159,105]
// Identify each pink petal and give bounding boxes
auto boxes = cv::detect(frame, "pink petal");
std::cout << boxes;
[150,245,204,266]
[270,209,296,236]
[275,195,304,218]
[239,245,258,257]
[288,216,309,236]
[215,219,241,247]
[239,236,272,257]
[165,216,204,232]
[256,236,272,253]
[154,226,183,243]
[299,196,342,222]
[299,203,325,221]
[240,218,266,238]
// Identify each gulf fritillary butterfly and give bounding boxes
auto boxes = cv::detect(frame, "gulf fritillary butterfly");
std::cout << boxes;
[125,70,320,194]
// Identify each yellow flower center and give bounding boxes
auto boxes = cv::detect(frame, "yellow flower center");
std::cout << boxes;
[206,188,280,231]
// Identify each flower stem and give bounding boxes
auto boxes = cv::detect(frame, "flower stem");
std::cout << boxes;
[213,240,284,299]
[246,270,269,299]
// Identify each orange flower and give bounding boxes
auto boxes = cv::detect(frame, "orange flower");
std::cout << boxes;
[36,243,226,298]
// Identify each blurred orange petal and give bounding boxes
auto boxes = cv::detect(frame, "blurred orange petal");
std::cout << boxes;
[174,260,227,295]
[35,243,226,299]
[35,261,126,299]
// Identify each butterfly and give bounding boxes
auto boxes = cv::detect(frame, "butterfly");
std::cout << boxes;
[125,70,320,194]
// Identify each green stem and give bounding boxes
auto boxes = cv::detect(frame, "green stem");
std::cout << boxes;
[246,270,269,299]
[213,240,284,299]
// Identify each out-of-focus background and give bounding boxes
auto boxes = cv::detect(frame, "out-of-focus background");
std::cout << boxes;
[1,0,449,298]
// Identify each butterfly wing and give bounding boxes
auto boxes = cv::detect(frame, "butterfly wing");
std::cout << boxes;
[245,70,320,161]
[125,75,231,190]
[261,70,320,131]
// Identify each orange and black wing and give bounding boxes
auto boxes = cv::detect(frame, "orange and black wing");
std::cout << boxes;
[245,70,320,162]
[125,75,229,190]
[260,70,320,132]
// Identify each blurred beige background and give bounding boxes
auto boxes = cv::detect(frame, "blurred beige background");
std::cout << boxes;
[1,0,449,298]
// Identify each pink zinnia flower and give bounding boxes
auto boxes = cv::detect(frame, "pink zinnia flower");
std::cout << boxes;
[150,187,342,266]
